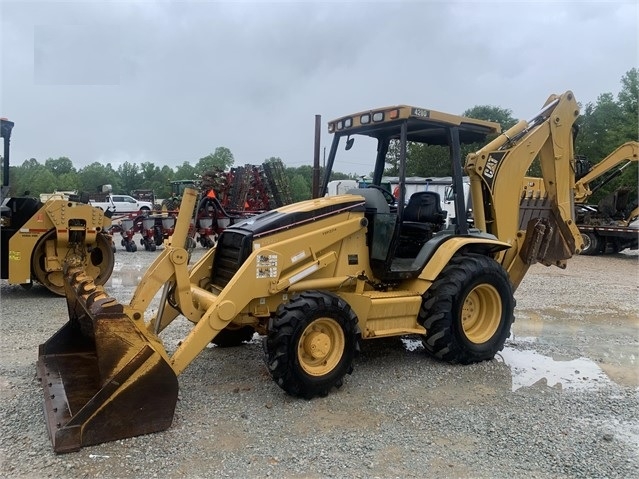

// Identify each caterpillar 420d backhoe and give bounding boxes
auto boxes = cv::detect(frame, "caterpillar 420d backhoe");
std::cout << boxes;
[37,91,583,453]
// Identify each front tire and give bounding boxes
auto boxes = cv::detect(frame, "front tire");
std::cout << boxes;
[264,291,361,398]
[419,253,514,364]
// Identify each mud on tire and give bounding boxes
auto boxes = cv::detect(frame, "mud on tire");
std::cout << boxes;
[419,253,515,364]
[264,291,361,399]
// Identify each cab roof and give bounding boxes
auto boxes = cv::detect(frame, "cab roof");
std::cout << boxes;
[328,105,501,145]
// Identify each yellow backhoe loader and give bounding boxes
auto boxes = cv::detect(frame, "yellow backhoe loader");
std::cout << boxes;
[1,118,115,295]
[37,91,583,453]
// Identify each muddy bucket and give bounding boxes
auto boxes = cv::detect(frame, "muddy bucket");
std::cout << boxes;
[36,267,178,453]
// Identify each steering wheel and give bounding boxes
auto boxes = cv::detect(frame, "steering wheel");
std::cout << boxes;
[365,185,396,205]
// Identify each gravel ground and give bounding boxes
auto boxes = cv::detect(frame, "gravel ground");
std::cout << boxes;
[1,244,637,479]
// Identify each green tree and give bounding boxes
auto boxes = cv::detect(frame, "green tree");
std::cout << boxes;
[384,140,401,176]
[29,169,58,196]
[617,68,638,118]
[117,161,142,194]
[138,162,172,198]
[196,147,234,172]
[77,162,120,193]
[405,144,451,177]
[462,105,518,129]
[12,158,44,195]
[578,93,627,162]
[575,69,638,202]
[174,161,197,181]
[56,172,81,191]
[44,156,76,177]
[285,165,312,200]
[289,174,312,202]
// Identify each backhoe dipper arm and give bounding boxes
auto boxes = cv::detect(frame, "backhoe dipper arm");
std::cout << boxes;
[465,91,582,289]
[573,141,638,203]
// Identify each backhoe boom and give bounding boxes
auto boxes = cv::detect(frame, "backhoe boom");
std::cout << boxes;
[465,91,582,288]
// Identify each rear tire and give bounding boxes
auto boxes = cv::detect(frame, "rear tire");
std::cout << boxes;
[264,291,361,398]
[580,232,601,255]
[162,199,178,212]
[419,253,514,364]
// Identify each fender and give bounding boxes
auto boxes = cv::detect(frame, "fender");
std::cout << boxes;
[418,235,511,282]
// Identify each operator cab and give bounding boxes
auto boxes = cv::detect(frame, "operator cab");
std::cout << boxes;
[320,106,500,281]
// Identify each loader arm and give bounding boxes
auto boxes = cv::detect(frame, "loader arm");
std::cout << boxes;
[165,205,366,374]
[465,91,582,289]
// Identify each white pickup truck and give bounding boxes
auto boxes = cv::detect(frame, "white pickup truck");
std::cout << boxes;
[89,194,153,214]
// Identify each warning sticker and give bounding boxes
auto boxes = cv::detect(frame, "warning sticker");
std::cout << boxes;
[9,251,21,261]
[256,254,278,279]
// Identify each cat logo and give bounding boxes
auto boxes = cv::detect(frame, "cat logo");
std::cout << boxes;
[483,156,499,179]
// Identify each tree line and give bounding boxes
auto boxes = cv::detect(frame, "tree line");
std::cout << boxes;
[2,69,636,204]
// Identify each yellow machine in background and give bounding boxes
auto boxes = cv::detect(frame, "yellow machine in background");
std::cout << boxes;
[523,141,638,254]
[0,119,115,295]
[37,92,582,453]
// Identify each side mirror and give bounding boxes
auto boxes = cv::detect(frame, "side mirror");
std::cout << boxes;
[345,137,355,151]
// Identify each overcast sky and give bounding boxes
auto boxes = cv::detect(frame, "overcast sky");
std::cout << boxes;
[1,0,637,176]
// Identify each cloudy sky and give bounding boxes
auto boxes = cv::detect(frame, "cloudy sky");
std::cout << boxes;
[1,0,637,176]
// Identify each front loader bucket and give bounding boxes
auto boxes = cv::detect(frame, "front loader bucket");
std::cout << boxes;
[36,266,178,453]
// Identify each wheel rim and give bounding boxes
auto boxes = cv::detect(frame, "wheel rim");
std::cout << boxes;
[297,318,345,376]
[581,233,592,253]
[461,284,502,344]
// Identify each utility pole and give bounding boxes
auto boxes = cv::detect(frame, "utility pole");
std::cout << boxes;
[312,115,321,198]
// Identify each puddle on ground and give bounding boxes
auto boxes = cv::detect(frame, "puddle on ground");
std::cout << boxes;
[513,311,638,389]
[402,337,631,392]
[497,346,614,391]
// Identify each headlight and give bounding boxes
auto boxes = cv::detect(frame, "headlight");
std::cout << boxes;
[372,112,384,122]
[360,114,370,124]
[344,117,352,128]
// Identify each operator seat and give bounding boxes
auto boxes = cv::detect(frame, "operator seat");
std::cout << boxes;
[399,191,446,256]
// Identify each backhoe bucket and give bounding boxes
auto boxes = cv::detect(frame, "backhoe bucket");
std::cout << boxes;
[36,266,178,453]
